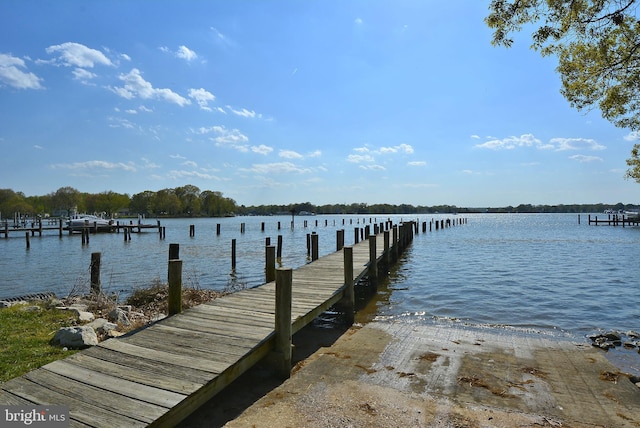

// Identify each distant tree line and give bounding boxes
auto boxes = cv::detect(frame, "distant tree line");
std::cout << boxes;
[0,185,236,218]
[0,186,636,219]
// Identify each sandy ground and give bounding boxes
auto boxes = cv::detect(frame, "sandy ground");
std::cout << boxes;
[177,321,640,428]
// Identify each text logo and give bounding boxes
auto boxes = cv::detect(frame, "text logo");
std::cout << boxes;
[1,406,69,427]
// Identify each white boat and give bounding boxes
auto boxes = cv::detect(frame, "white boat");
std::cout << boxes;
[66,214,115,232]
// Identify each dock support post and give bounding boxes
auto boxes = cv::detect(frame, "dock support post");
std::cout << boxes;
[277,235,283,260]
[368,235,378,289]
[311,232,319,261]
[266,245,276,282]
[25,232,30,249]
[231,239,237,270]
[275,267,292,379]
[168,259,182,315]
[384,230,390,268]
[90,252,101,294]
[336,229,344,251]
[392,225,398,262]
[342,246,354,325]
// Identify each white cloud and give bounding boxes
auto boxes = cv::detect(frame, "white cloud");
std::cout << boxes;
[347,154,375,163]
[189,88,215,111]
[243,162,311,174]
[176,45,197,61]
[359,164,386,171]
[624,131,640,141]
[279,150,303,159]
[0,53,43,89]
[197,125,251,152]
[182,160,198,167]
[355,18,363,25]
[379,143,414,154]
[549,137,605,151]
[569,154,603,163]
[475,134,542,150]
[227,105,260,118]
[51,160,136,171]
[44,42,113,68]
[252,145,273,155]
[72,68,97,83]
[167,169,221,180]
[211,27,234,48]
[111,68,190,106]
[475,134,606,152]
[408,161,426,166]
[308,150,322,158]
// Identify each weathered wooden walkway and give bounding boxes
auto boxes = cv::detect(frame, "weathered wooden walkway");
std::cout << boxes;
[0,223,415,427]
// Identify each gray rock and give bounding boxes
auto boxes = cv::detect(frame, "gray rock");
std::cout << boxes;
[69,303,89,312]
[77,311,95,322]
[86,318,118,334]
[21,305,41,312]
[52,326,98,349]
[108,307,131,326]
[627,330,640,339]
[604,331,621,341]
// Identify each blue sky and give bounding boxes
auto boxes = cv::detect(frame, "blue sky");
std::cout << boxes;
[1,1,639,207]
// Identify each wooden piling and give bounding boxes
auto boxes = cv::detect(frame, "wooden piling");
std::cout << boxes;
[276,235,283,260]
[392,225,398,262]
[336,229,344,251]
[231,239,237,270]
[169,243,180,260]
[168,259,182,315]
[384,230,390,267]
[168,243,179,282]
[90,252,101,294]
[216,224,221,235]
[25,232,30,249]
[274,267,292,379]
[266,245,276,282]
[311,233,319,261]
[368,235,377,288]
[190,224,195,237]
[342,246,354,325]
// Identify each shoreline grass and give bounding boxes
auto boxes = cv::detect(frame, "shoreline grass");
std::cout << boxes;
[0,303,80,383]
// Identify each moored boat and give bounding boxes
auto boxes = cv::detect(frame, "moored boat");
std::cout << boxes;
[66,214,115,232]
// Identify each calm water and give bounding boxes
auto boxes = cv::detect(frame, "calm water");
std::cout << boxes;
[1,213,638,342]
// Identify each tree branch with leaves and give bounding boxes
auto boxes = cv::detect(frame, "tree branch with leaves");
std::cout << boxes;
[486,0,640,181]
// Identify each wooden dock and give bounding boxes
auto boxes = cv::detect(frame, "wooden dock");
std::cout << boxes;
[0,223,418,427]
[586,214,640,226]
[0,219,161,238]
